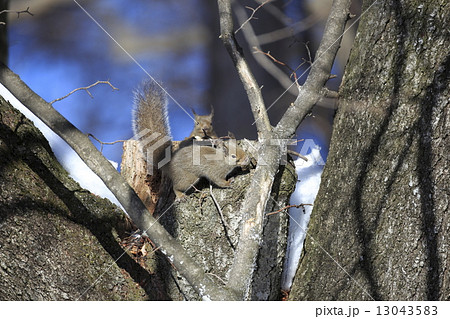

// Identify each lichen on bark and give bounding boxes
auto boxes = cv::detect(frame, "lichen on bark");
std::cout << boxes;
[289,0,449,301]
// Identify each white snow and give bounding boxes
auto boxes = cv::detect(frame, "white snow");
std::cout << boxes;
[0,83,123,208]
[281,145,324,291]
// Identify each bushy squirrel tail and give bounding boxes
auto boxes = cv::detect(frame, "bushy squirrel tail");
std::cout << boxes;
[132,81,172,173]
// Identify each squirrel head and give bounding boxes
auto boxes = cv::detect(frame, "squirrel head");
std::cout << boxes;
[190,107,217,139]
[216,138,250,167]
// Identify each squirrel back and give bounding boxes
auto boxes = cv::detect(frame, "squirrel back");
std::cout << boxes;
[168,139,250,198]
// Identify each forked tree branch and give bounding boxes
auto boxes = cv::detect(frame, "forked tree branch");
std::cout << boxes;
[275,0,352,137]
[50,80,118,104]
[217,0,352,299]
[0,64,238,301]
[0,7,33,25]
[218,0,282,299]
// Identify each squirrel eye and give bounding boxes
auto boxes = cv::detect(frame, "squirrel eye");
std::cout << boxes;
[231,154,236,158]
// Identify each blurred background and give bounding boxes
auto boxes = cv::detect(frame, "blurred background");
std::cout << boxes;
[3,0,361,167]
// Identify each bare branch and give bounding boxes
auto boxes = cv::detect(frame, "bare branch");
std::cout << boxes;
[235,0,271,34]
[256,14,320,45]
[50,80,119,104]
[275,0,353,137]
[266,204,313,216]
[287,149,308,162]
[234,3,299,96]
[87,133,127,152]
[209,185,235,250]
[217,0,272,137]
[0,7,33,24]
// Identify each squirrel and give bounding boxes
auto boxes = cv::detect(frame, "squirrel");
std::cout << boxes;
[132,80,250,199]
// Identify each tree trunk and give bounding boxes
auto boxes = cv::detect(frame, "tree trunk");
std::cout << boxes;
[0,97,168,300]
[290,0,449,300]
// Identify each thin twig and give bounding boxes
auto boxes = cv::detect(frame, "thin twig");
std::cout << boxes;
[50,80,118,104]
[207,272,227,285]
[209,184,235,250]
[287,149,308,162]
[235,0,271,34]
[253,0,291,25]
[87,133,127,152]
[0,7,33,24]
[304,41,313,64]
[253,47,309,84]
[266,204,313,216]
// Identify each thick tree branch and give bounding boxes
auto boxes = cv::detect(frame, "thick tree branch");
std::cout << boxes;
[217,0,272,138]
[217,0,282,299]
[0,64,237,301]
[275,0,352,138]
[225,146,281,298]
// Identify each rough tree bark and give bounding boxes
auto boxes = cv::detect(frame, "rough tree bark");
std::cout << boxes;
[156,155,295,301]
[0,96,168,300]
[290,0,449,300]
[121,139,297,300]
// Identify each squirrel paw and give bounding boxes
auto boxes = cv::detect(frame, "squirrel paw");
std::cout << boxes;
[226,177,235,186]
[175,196,189,203]
[174,190,188,202]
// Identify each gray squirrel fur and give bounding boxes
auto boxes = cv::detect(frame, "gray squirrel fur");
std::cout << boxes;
[132,80,250,198]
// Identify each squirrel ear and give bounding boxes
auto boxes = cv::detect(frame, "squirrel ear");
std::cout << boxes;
[209,105,214,117]
[221,141,230,155]
[190,107,198,116]
[228,131,236,139]
[211,138,223,148]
